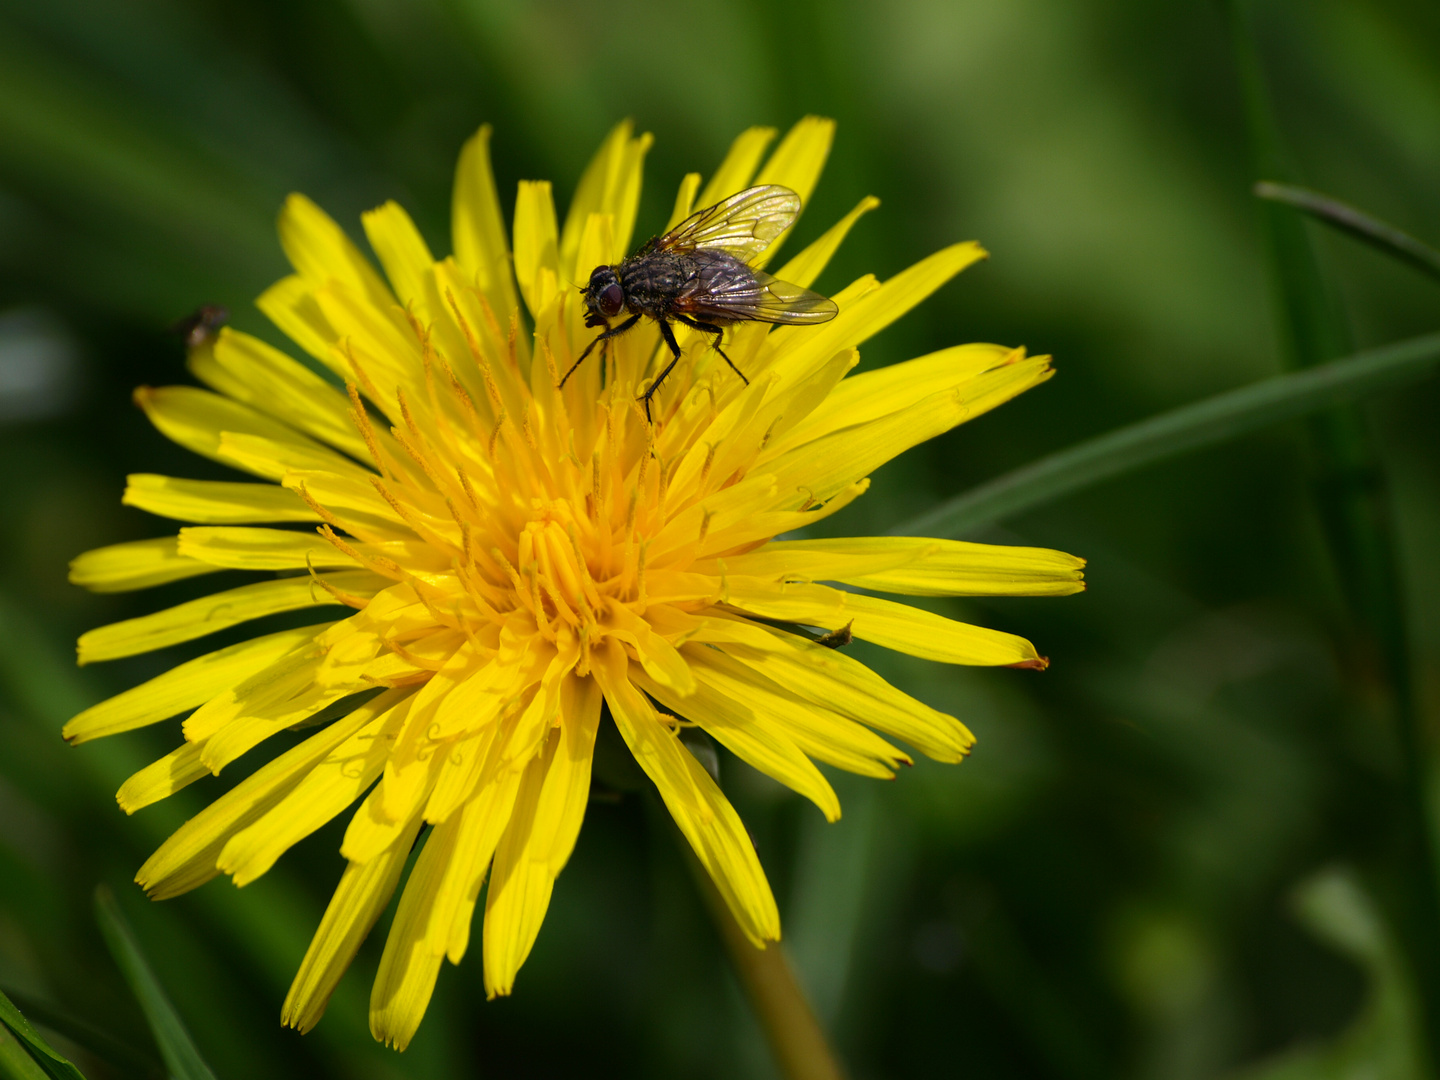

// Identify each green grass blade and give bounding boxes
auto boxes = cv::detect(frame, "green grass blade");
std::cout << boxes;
[1255,181,1440,284]
[891,331,1440,538]
[1227,2,1352,368]
[0,989,86,1080]
[0,986,162,1080]
[0,1037,49,1080]
[94,888,218,1080]
[1229,1,1440,1071]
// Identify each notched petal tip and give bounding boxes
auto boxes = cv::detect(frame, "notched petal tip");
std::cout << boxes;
[280,1009,315,1036]
[485,982,515,1002]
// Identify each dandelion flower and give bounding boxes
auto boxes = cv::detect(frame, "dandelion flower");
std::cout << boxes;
[66,117,1084,1049]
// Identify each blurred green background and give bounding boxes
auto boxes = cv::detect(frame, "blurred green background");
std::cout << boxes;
[2,0,1439,1077]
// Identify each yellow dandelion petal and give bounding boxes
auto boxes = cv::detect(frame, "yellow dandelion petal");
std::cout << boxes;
[368,810,455,1050]
[133,384,352,480]
[278,193,394,306]
[775,194,881,289]
[192,328,367,457]
[217,689,416,887]
[256,273,336,364]
[431,764,527,965]
[175,526,358,571]
[635,666,842,823]
[716,536,1087,598]
[283,812,422,1035]
[750,115,835,267]
[513,180,560,318]
[559,119,652,276]
[122,472,321,523]
[361,201,436,313]
[594,640,779,946]
[117,742,210,817]
[64,624,332,744]
[787,341,1019,440]
[696,125,777,208]
[665,172,703,231]
[77,571,382,665]
[451,124,519,321]
[68,535,212,593]
[481,734,563,997]
[68,118,1083,1048]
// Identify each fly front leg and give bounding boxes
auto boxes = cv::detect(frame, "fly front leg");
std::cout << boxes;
[639,318,686,422]
[674,313,749,387]
[559,313,642,388]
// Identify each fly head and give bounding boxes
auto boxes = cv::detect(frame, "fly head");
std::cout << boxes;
[582,265,625,328]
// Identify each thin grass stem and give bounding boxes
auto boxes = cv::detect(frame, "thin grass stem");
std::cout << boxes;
[1254,181,1440,284]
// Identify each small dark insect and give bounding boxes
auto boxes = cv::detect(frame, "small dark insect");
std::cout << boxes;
[172,304,229,349]
[560,184,839,420]
[815,620,854,649]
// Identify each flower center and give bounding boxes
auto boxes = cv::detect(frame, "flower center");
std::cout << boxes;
[514,513,603,634]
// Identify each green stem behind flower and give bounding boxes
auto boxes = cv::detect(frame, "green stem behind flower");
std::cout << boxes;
[614,721,847,1080]
[681,844,848,1080]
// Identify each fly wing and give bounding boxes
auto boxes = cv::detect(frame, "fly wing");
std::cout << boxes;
[654,185,801,263]
[681,264,839,325]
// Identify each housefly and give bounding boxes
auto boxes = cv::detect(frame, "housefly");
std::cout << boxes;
[560,184,839,419]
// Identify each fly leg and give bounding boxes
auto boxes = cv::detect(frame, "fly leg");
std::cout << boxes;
[639,319,686,422]
[559,314,641,388]
[674,313,749,387]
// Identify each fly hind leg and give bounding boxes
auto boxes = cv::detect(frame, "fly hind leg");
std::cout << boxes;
[674,314,748,388]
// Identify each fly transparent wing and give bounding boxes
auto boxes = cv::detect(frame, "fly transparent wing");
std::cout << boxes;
[681,266,839,325]
[654,185,801,263]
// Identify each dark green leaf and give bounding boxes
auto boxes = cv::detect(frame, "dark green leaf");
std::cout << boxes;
[891,332,1440,538]
[0,985,162,1080]
[0,1035,49,1080]
[0,988,86,1080]
[94,887,218,1080]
